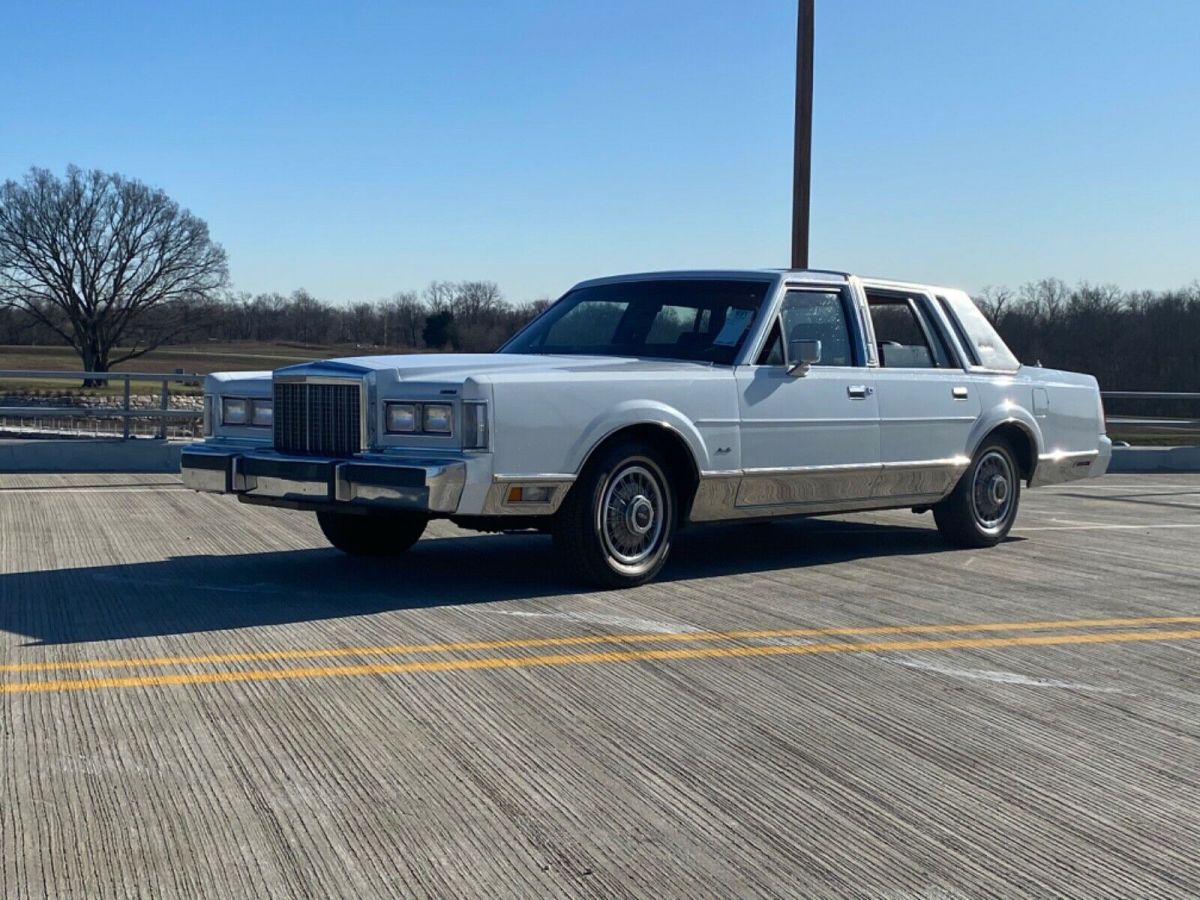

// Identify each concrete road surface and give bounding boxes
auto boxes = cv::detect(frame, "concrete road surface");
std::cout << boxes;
[1,473,1198,898]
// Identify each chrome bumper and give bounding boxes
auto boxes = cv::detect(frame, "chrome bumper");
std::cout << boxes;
[1029,436,1112,487]
[180,445,466,514]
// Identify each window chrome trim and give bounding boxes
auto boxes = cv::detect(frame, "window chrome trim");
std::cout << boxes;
[738,276,852,367]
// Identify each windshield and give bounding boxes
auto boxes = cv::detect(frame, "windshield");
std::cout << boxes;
[501,279,770,364]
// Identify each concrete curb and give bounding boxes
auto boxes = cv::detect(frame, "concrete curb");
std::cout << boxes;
[1109,446,1200,474]
[0,439,183,474]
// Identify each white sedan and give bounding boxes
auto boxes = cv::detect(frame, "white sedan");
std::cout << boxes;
[183,270,1111,587]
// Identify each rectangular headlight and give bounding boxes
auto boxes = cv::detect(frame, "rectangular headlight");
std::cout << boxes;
[250,399,273,428]
[386,403,418,433]
[422,403,453,434]
[462,401,489,449]
[221,397,248,425]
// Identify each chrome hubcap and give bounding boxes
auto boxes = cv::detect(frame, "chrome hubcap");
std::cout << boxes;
[600,464,665,567]
[626,495,655,536]
[971,450,1015,532]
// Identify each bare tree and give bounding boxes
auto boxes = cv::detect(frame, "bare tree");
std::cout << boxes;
[287,289,330,345]
[975,285,1013,326]
[453,280,504,322]
[423,280,456,314]
[0,166,228,381]
[378,290,425,347]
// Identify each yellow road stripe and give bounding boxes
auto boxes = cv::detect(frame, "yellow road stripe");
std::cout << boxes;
[5,627,1199,696]
[4,614,1200,675]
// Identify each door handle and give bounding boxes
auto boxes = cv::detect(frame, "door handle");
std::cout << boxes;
[847,385,870,399]
[952,386,969,400]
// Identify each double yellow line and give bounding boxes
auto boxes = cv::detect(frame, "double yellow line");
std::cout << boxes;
[3,614,1199,696]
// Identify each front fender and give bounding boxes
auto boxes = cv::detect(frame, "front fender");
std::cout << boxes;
[566,401,709,474]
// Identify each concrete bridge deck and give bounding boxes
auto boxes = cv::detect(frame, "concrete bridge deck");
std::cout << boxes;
[1,473,1198,898]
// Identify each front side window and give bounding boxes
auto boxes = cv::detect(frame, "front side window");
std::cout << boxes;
[757,289,856,366]
[502,279,770,365]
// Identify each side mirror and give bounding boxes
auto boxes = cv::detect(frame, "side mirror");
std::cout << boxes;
[786,338,821,376]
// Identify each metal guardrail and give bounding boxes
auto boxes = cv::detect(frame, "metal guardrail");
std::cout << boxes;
[0,373,1195,443]
[0,370,202,439]
[1101,391,1200,443]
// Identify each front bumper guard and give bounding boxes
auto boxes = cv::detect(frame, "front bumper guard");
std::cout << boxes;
[181,446,466,514]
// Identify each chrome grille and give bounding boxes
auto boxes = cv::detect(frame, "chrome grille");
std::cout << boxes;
[273,380,363,456]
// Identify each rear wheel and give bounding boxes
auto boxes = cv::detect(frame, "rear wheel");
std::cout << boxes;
[933,438,1021,547]
[316,510,428,556]
[553,441,676,588]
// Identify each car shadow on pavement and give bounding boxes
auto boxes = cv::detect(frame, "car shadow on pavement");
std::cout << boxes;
[0,518,976,645]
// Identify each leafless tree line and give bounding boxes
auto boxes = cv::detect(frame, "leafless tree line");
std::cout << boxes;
[976,278,1200,392]
[0,167,554,370]
[3,271,1198,392]
[2,167,1197,389]
[0,279,551,353]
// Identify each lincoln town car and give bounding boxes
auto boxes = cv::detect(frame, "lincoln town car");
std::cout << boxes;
[182,271,1111,587]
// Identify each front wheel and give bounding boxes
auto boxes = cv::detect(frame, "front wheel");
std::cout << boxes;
[933,438,1021,548]
[316,510,428,556]
[553,442,676,588]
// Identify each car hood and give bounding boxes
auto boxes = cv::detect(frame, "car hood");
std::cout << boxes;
[274,353,717,382]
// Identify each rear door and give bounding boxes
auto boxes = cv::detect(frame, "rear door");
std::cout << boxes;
[862,285,981,498]
[735,286,880,509]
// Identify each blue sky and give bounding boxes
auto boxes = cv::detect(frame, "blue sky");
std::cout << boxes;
[3,1,1197,303]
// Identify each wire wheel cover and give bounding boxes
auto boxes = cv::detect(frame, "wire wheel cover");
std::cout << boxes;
[599,463,666,566]
[971,449,1014,531]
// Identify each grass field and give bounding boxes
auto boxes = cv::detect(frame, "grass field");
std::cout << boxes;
[0,342,410,395]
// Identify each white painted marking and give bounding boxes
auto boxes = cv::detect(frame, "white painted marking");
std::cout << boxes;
[495,609,702,634]
[0,486,188,494]
[891,657,1124,693]
[1019,523,1200,532]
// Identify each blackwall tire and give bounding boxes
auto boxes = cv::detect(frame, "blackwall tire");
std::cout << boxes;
[316,510,428,556]
[553,441,676,589]
[933,437,1021,548]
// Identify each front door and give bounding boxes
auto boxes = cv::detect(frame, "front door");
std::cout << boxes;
[735,287,880,510]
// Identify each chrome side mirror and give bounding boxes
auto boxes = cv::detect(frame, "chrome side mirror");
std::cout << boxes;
[786,338,821,376]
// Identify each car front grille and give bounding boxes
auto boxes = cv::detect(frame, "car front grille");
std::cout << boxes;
[273,380,363,456]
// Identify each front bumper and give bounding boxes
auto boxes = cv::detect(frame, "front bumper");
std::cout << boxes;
[181,445,466,514]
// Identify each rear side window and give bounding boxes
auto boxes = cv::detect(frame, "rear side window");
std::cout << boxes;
[940,291,1021,371]
[866,292,954,368]
[938,296,980,366]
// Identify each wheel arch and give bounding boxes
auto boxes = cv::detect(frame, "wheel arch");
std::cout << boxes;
[973,420,1039,484]
[572,422,703,523]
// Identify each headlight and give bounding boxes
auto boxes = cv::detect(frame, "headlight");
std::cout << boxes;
[422,404,453,434]
[221,397,248,425]
[250,399,273,428]
[386,403,418,433]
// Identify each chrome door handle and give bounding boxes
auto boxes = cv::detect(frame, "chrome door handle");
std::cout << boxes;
[847,385,869,399]
[952,386,969,399]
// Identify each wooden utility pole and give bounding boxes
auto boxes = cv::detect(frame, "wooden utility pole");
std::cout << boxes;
[791,0,814,270]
